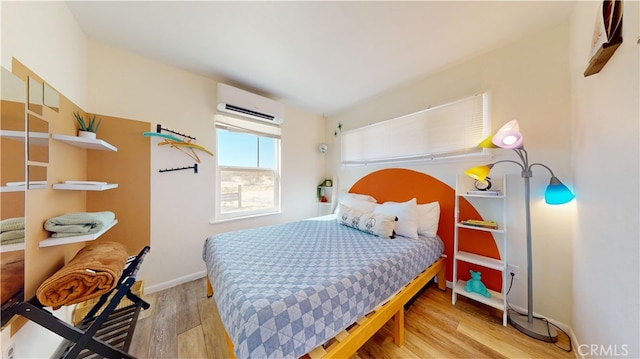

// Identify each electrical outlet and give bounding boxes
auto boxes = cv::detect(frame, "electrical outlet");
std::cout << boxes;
[507,264,519,280]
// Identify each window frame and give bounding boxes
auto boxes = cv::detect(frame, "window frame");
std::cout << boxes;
[214,115,282,222]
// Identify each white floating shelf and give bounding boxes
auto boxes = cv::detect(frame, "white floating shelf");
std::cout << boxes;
[29,132,50,147]
[39,219,118,247]
[1,185,26,193]
[1,130,49,146]
[0,242,25,253]
[53,183,118,191]
[0,130,26,141]
[1,182,48,192]
[52,134,117,152]
[453,280,505,311]
[456,223,505,234]
[455,251,504,271]
[459,193,505,199]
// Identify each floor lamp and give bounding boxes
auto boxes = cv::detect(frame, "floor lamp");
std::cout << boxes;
[464,120,575,342]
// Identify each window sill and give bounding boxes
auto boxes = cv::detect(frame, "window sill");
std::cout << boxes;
[209,210,282,224]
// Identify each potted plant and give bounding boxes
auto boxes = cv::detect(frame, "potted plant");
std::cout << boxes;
[73,111,102,139]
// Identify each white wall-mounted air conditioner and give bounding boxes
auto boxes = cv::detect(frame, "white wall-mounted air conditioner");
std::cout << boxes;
[217,83,284,125]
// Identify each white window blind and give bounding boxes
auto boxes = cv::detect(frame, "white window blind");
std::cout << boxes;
[341,93,488,166]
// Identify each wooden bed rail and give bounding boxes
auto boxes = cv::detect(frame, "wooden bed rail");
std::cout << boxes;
[206,256,446,359]
[207,277,214,298]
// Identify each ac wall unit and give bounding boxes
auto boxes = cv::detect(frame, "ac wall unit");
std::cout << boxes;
[217,83,284,125]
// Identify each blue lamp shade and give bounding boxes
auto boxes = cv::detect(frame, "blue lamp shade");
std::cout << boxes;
[545,177,575,205]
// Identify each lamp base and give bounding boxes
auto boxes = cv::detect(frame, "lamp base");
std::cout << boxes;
[508,312,558,343]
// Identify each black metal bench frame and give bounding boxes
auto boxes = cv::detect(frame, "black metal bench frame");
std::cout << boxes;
[3,245,150,359]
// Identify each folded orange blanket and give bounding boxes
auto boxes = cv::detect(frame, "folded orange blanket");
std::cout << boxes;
[1,251,24,305]
[36,241,128,309]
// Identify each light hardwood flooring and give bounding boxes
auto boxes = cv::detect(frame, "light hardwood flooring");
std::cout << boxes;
[130,277,575,358]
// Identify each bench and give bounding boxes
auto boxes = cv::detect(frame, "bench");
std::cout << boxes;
[221,185,242,208]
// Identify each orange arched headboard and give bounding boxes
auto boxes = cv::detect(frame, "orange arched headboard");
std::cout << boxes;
[349,168,502,290]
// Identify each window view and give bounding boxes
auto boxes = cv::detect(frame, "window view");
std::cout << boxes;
[216,127,281,219]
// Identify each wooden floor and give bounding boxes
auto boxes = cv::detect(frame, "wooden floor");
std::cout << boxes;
[130,277,575,359]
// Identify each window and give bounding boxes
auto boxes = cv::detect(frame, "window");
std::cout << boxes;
[215,114,281,221]
[341,93,489,166]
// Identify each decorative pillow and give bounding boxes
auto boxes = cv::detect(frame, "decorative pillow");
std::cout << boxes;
[373,198,419,239]
[337,204,396,238]
[417,201,440,237]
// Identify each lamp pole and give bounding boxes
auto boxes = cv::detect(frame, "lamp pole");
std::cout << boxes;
[524,173,535,325]
[495,149,558,342]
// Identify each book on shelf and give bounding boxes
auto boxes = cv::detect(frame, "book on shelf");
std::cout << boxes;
[466,190,501,196]
[460,219,499,229]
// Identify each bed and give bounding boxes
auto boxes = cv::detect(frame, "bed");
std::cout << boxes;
[203,169,456,358]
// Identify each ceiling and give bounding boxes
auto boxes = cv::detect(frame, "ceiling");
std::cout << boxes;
[66,1,575,116]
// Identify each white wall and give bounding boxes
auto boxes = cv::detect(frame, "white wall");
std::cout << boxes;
[569,1,639,357]
[86,42,326,293]
[327,23,576,326]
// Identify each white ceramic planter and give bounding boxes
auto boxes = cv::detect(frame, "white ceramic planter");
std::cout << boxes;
[78,130,96,139]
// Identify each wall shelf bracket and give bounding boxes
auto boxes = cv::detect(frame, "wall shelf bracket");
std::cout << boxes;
[159,163,198,174]
[156,124,196,141]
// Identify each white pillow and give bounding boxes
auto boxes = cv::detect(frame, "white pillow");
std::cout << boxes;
[417,201,440,237]
[337,193,379,213]
[342,192,377,203]
[337,204,397,238]
[373,198,419,239]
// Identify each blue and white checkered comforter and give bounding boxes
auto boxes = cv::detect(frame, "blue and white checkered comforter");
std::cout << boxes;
[202,216,444,358]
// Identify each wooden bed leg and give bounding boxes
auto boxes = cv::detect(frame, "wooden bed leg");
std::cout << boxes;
[225,330,236,359]
[393,309,405,346]
[436,261,447,291]
[206,275,214,298]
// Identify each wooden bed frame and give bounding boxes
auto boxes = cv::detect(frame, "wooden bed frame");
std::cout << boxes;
[205,168,470,358]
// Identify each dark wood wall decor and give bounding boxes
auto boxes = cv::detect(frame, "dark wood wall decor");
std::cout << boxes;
[584,0,624,77]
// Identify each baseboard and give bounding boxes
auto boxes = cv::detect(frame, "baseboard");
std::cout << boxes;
[570,330,582,359]
[144,270,207,294]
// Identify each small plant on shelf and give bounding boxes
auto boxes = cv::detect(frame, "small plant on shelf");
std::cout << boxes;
[73,111,102,138]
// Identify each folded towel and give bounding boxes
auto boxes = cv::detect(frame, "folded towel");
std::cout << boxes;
[0,217,25,233]
[36,241,128,309]
[0,230,25,245]
[44,211,115,238]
